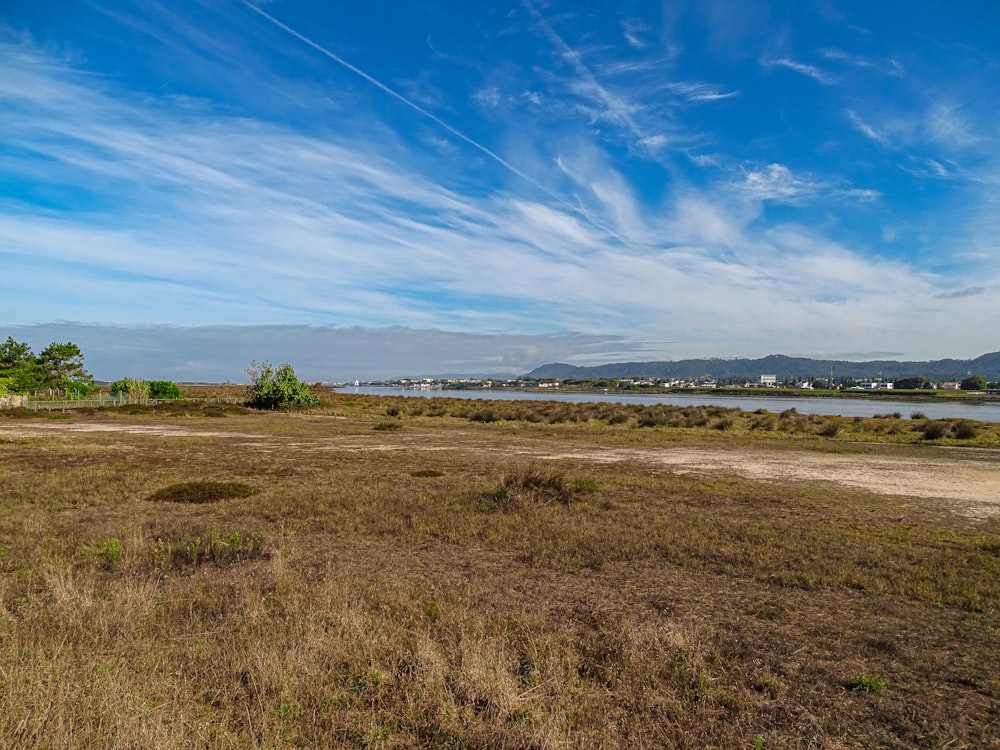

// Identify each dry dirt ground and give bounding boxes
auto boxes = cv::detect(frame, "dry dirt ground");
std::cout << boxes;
[8,419,1000,521]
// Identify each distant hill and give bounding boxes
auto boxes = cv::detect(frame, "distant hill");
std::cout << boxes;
[524,352,1000,383]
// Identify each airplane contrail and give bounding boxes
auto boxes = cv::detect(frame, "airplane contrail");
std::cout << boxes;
[238,0,620,241]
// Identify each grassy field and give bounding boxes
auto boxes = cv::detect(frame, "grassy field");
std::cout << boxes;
[1,394,998,748]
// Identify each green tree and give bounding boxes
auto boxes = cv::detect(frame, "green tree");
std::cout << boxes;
[960,374,987,391]
[0,337,43,393]
[110,378,150,400]
[245,361,319,409]
[148,380,182,399]
[894,376,931,390]
[38,341,94,392]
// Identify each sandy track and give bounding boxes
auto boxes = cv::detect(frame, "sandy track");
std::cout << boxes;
[5,421,999,520]
[520,444,1000,520]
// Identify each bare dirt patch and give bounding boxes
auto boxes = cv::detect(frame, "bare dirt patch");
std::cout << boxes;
[524,444,1000,520]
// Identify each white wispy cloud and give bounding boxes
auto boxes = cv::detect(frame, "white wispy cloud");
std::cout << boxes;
[924,101,980,148]
[764,57,838,85]
[662,81,738,102]
[4,5,1000,373]
[621,19,649,50]
[736,163,819,203]
[847,109,886,144]
[474,86,502,108]
[819,48,905,77]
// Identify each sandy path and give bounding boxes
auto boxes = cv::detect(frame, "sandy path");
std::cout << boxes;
[518,444,1000,520]
[4,421,999,520]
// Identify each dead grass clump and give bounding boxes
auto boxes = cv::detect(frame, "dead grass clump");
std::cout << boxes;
[479,468,577,511]
[146,480,258,504]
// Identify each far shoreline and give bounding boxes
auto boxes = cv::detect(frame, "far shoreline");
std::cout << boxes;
[437,384,1000,403]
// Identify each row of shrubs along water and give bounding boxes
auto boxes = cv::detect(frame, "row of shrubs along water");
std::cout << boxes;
[365,394,998,445]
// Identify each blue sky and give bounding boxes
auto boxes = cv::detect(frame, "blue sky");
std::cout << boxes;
[2,1,999,380]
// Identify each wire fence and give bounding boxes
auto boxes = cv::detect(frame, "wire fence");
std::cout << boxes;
[2,397,245,411]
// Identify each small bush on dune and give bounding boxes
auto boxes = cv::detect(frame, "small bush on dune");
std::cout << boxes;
[469,408,499,423]
[952,420,978,440]
[245,361,319,410]
[918,421,950,440]
[605,410,631,425]
[148,380,182,399]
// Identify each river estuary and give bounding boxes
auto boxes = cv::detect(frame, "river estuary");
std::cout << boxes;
[344,386,1000,423]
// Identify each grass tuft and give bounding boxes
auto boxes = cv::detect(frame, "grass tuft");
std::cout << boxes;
[479,468,578,511]
[847,673,887,694]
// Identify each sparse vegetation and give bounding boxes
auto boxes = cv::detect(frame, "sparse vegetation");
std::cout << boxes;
[0,394,997,748]
[847,673,887,694]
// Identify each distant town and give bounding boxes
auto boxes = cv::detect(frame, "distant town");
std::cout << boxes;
[338,374,1000,396]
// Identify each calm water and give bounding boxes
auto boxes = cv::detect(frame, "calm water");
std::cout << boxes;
[343,386,1000,423]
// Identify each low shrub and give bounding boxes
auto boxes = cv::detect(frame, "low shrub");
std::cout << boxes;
[952,420,978,440]
[98,537,123,568]
[148,380,182,399]
[245,361,319,409]
[469,408,499,423]
[818,422,841,437]
[147,481,258,504]
[918,421,950,440]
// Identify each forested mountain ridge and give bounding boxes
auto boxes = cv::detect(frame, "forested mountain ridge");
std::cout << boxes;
[525,352,1000,382]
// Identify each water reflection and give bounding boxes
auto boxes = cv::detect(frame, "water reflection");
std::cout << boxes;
[344,386,1000,423]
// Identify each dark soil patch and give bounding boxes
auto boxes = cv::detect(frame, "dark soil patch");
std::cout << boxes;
[147,480,259,504]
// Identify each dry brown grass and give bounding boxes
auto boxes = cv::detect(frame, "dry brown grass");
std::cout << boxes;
[0,395,998,748]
